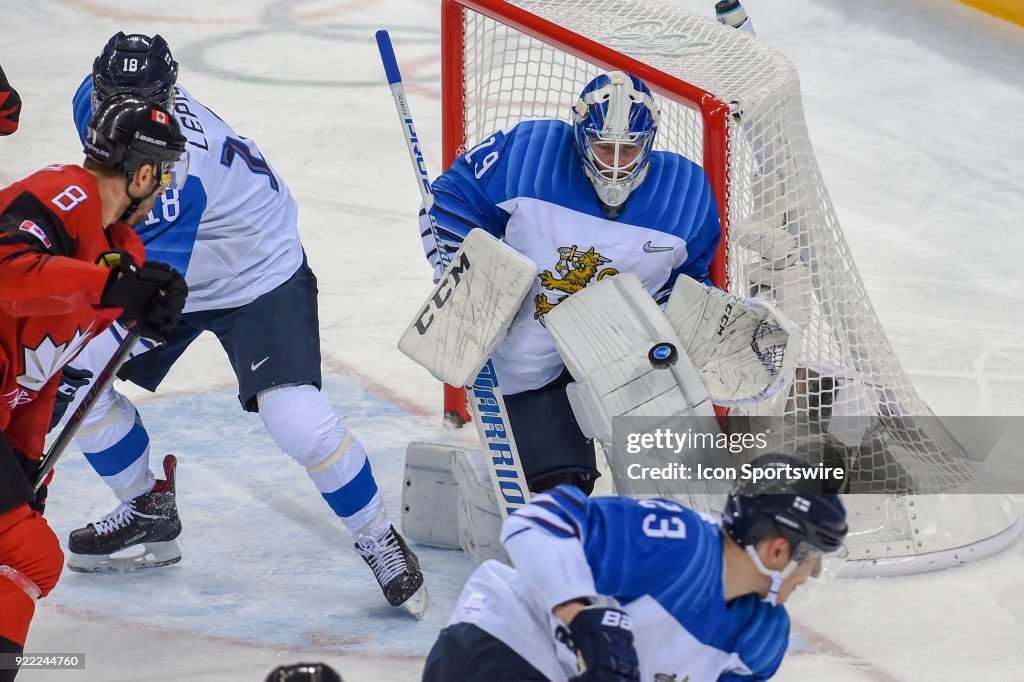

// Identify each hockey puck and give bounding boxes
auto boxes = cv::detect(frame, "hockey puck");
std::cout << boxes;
[648,342,678,369]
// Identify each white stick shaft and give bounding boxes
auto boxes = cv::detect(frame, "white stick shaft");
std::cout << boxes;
[376,30,530,516]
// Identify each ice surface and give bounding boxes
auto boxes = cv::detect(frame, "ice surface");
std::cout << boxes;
[1,0,1022,679]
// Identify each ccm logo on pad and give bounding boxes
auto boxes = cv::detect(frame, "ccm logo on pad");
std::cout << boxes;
[414,252,471,335]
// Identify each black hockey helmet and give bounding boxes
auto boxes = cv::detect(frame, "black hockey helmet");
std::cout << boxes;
[84,93,186,182]
[85,93,187,221]
[265,663,343,682]
[93,32,178,109]
[722,453,848,560]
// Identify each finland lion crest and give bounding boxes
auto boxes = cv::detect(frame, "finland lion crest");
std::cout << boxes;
[534,244,618,319]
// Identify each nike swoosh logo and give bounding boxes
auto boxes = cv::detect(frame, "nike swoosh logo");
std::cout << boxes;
[643,240,673,253]
[251,357,270,371]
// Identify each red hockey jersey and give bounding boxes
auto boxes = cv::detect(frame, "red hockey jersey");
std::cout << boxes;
[0,164,144,459]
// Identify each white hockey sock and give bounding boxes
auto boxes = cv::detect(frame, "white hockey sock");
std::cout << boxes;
[76,388,155,502]
[257,384,389,534]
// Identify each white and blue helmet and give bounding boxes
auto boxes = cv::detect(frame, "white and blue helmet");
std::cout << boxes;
[573,71,659,216]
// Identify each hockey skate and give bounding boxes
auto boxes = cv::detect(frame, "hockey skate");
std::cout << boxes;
[354,524,428,619]
[67,454,183,573]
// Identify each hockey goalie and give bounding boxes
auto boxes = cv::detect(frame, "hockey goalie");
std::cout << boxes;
[399,230,799,563]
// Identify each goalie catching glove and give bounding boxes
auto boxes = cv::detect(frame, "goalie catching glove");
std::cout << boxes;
[665,274,800,406]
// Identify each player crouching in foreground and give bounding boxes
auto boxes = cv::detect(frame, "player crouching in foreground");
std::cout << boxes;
[422,454,847,682]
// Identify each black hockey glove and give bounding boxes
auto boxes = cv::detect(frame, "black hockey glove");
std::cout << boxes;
[16,453,47,516]
[48,366,94,432]
[556,606,640,682]
[99,251,187,344]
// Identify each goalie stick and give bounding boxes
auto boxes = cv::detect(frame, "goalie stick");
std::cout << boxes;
[34,329,141,491]
[376,30,531,518]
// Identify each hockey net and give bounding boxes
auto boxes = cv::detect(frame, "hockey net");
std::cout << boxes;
[440,0,1019,575]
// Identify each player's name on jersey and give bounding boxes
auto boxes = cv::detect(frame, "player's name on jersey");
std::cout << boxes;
[625,461,847,484]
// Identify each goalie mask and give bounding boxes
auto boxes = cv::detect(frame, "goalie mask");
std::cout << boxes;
[722,454,848,604]
[573,71,659,217]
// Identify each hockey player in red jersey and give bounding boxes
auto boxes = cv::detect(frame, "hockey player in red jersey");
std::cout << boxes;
[0,93,187,681]
[0,64,20,136]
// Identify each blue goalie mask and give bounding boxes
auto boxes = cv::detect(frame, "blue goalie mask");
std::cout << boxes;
[573,71,659,216]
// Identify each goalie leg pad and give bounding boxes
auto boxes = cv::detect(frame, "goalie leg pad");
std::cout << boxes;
[401,442,461,550]
[544,274,720,484]
[452,449,510,565]
[400,443,509,564]
[546,272,715,443]
[399,229,537,387]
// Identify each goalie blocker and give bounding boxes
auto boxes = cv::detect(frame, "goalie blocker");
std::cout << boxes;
[398,229,535,388]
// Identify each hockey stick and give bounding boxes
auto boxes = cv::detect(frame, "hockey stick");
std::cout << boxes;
[376,29,530,517]
[34,329,141,491]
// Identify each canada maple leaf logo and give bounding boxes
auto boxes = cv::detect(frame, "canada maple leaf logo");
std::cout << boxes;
[17,325,95,392]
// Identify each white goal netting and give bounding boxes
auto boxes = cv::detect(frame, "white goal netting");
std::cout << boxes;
[443,0,1019,574]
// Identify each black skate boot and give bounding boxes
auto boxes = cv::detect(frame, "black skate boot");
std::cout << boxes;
[67,454,182,573]
[354,524,428,618]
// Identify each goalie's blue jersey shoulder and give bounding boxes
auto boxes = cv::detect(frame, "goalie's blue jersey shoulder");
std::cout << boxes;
[437,118,716,240]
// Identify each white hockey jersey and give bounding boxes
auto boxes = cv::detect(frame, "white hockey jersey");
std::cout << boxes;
[421,119,721,395]
[448,486,789,682]
[73,79,304,313]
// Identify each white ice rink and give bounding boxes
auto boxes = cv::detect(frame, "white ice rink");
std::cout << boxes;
[1,0,1023,680]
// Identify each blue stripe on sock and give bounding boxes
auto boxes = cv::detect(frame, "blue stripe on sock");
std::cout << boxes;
[320,458,379,519]
[83,420,150,477]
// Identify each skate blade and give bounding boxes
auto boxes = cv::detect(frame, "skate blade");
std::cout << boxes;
[401,584,428,620]
[67,540,182,573]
